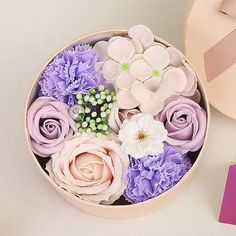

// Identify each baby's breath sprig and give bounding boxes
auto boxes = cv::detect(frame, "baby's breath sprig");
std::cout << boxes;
[69,85,116,136]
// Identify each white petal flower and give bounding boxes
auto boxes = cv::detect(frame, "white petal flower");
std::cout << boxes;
[102,59,120,80]
[118,114,167,158]
[154,67,187,101]
[108,37,134,63]
[131,38,144,54]
[102,38,137,90]
[116,89,139,109]
[166,47,185,67]
[117,67,187,115]
[130,44,170,86]
[96,25,192,115]
[93,41,109,61]
[108,36,124,43]
[167,46,197,96]
[180,62,197,96]
[128,24,154,49]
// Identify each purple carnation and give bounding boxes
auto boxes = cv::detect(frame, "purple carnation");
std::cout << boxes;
[124,143,192,203]
[38,44,101,106]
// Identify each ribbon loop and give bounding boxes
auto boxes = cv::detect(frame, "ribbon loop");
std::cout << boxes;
[220,0,236,18]
[204,0,236,82]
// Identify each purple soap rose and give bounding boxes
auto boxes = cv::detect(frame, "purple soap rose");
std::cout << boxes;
[124,143,191,203]
[156,97,207,153]
[38,45,101,106]
[27,97,76,157]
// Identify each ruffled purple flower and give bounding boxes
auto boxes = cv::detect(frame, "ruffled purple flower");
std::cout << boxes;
[124,143,192,203]
[38,45,101,106]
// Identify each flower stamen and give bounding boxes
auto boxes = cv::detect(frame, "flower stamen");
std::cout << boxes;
[152,69,160,77]
[136,129,149,142]
[120,63,129,71]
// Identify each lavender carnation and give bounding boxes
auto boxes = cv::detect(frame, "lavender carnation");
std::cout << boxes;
[124,143,192,203]
[38,44,101,106]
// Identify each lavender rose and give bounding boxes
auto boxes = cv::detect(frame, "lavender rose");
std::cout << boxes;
[124,143,191,203]
[46,133,129,204]
[27,97,76,157]
[156,97,207,153]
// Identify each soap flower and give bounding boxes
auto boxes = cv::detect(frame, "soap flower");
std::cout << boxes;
[117,67,187,115]
[130,44,171,91]
[118,113,167,158]
[46,133,129,205]
[156,97,207,153]
[108,102,140,133]
[117,26,188,115]
[26,97,76,157]
[167,46,197,96]
[101,37,138,90]
[38,44,101,106]
[94,25,197,115]
[124,143,192,203]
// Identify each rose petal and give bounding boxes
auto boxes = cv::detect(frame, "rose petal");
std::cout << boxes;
[108,102,121,133]
[130,81,153,103]
[130,59,152,82]
[93,41,109,61]
[143,45,170,69]
[108,38,134,63]
[117,90,139,109]
[157,97,207,153]
[128,25,154,48]
[102,59,120,80]
[119,108,140,122]
[116,71,135,90]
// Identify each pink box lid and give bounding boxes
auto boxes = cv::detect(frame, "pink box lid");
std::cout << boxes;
[219,164,236,225]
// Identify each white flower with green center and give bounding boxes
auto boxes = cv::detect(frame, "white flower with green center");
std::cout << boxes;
[102,37,138,90]
[130,44,171,92]
[94,25,189,115]
[117,66,187,115]
[118,114,168,158]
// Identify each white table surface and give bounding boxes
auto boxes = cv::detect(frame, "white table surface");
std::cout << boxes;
[1,0,236,235]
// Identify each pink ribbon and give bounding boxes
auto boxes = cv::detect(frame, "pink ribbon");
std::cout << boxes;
[204,0,236,82]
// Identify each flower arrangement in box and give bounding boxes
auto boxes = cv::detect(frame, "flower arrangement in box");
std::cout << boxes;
[25,25,209,217]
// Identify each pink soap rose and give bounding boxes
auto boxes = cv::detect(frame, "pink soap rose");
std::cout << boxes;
[27,97,76,157]
[156,97,207,153]
[108,102,140,133]
[46,133,129,205]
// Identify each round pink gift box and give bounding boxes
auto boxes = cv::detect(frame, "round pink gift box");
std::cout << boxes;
[185,0,236,119]
[24,30,210,219]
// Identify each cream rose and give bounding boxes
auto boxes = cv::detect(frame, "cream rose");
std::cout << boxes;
[46,133,129,205]
[108,102,140,133]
